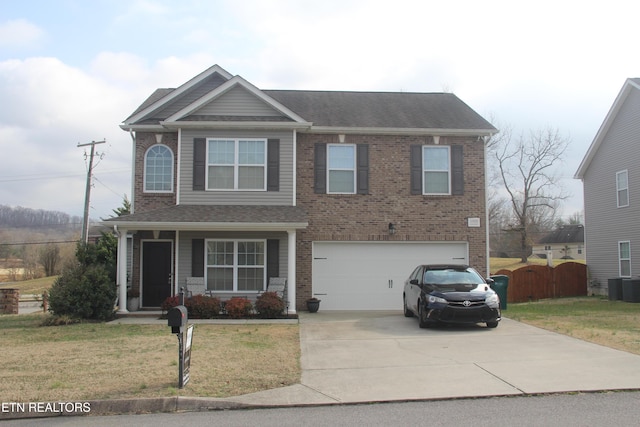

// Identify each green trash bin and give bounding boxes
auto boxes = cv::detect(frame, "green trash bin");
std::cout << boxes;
[489,275,509,310]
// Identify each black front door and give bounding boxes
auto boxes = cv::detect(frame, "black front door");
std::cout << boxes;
[142,241,172,307]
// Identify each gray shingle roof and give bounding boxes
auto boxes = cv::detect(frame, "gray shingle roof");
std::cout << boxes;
[265,90,495,130]
[127,86,495,132]
[537,225,585,244]
[104,205,308,225]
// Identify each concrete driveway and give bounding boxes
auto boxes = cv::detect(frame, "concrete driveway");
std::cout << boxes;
[292,311,640,403]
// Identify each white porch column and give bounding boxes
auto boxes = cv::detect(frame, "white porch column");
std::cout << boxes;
[116,227,129,314]
[287,229,297,314]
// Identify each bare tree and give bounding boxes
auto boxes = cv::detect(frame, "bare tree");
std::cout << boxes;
[490,127,570,262]
[39,243,60,277]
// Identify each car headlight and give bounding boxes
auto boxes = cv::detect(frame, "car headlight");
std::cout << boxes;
[485,293,500,307]
[428,295,447,304]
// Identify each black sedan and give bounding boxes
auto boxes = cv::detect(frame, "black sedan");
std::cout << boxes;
[403,264,501,328]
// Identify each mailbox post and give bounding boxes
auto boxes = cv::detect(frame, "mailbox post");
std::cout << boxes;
[167,305,192,388]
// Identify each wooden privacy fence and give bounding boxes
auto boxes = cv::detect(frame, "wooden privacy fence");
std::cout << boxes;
[493,262,587,303]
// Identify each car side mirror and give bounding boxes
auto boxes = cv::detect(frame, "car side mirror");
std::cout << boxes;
[410,279,419,285]
[485,278,495,285]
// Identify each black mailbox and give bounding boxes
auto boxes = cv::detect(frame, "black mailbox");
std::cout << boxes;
[168,305,188,334]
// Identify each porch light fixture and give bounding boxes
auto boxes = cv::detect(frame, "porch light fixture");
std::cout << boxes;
[388,223,396,235]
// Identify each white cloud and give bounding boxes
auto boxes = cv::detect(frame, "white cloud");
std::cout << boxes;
[0,57,135,218]
[0,19,45,49]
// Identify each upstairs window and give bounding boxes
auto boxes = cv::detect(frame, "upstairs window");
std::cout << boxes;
[423,146,451,195]
[207,139,266,190]
[144,144,173,192]
[617,170,629,207]
[327,144,356,194]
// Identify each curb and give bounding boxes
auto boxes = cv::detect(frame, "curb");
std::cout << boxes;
[0,396,258,420]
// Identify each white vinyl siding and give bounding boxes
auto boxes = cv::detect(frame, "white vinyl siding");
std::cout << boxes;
[582,87,640,291]
[423,146,450,195]
[617,170,629,207]
[180,130,294,205]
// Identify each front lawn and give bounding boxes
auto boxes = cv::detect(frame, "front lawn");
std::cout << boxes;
[0,314,300,402]
[506,297,640,355]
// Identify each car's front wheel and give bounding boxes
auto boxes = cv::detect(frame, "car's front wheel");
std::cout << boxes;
[403,295,414,318]
[486,321,499,328]
[418,301,431,329]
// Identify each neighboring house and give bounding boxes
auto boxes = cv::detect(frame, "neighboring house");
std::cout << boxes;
[575,78,640,294]
[104,64,496,312]
[532,224,585,262]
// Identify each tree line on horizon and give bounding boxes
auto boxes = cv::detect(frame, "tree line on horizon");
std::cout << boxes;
[0,205,83,229]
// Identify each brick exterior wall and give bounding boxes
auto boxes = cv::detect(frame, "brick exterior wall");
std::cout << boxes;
[133,132,178,214]
[0,288,19,314]
[131,132,178,294]
[295,133,488,306]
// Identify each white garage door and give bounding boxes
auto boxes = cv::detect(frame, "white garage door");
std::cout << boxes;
[312,241,468,310]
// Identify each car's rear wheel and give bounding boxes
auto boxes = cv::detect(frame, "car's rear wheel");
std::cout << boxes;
[418,302,431,329]
[486,321,499,328]
[403,295,413,318]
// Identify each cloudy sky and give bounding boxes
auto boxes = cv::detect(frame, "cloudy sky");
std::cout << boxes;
[0,0,638,221]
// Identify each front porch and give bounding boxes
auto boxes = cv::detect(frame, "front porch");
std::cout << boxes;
[103,205,308,315]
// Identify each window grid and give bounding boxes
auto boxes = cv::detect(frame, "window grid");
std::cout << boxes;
[207,139,266,191]
[205,240,266,292]
[144,145,173,192]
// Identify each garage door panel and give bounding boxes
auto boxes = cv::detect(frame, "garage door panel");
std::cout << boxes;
[312,242,468,310]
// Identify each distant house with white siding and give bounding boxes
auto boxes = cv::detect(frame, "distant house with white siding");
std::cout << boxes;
[574,78,640,294]
[532,224,585,262]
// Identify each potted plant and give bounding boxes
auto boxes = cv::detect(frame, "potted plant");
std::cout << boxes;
[306,297,321,313]
[127,287,140,312]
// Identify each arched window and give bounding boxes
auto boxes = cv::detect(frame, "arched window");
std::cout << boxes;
[144,145,173,192]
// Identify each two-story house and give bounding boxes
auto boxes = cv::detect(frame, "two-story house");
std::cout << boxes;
[575,78,640,294]
[105,64,496,312]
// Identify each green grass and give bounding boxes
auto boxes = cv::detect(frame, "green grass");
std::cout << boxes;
[506,297,640,355]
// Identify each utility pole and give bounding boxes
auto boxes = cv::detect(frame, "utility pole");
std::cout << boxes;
[78,140,106,243]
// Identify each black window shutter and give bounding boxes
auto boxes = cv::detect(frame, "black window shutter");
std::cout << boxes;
[193,138,206,191]
[191,239,204,277]
[451,145,464,195]
[314,143,326,194]
[357,144,369,195]
[266,239,280,282]
[410,145,423,195]
[267,139,280,192]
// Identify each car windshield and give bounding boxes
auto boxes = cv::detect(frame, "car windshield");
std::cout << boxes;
[423,268,485,289]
